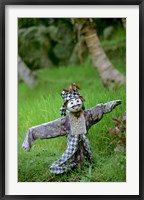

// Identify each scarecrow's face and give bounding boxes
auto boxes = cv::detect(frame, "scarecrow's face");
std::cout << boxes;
[67,98,82,113]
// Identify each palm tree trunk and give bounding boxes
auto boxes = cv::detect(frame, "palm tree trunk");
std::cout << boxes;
[72,19,125,88]
[84,28,125,88]
[18,56,38,87]
[122,18,126,29]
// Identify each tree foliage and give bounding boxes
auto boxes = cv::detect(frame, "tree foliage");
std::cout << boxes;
[18,18,125,71]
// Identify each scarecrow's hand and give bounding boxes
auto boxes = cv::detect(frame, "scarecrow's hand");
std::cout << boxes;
[103,100,122,114]
[22,133,31,151]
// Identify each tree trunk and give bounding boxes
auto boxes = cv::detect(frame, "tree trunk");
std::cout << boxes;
[122,18,126,29]
[72,19,125,88]
[18,56,38,87]
[84,29,125,88]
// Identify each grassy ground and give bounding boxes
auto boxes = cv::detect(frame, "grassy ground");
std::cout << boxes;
[18,57,126,182]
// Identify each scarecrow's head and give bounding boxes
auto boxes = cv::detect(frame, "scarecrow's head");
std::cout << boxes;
[67,97,82,112]
[60,83,85,116]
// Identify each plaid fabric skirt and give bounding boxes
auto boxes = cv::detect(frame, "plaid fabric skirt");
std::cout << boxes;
[50,134,92,174]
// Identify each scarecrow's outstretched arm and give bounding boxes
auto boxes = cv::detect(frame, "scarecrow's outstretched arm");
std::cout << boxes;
[22,116,69,151]
[85,100,122,130]
[22,100,122,151]
[103,100,122,113]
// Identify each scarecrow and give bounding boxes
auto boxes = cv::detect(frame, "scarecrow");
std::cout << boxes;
[22,83,122,174]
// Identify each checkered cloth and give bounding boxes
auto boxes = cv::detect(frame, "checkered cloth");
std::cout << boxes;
[60,105,67,116]
[61,90,80,102]
[50,134,92,174]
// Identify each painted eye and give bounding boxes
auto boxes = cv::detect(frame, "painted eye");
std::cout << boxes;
[71,102,73,105]
[76,99,80,103]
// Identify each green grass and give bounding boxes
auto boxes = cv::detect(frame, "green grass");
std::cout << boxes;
[18,57,126,182]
